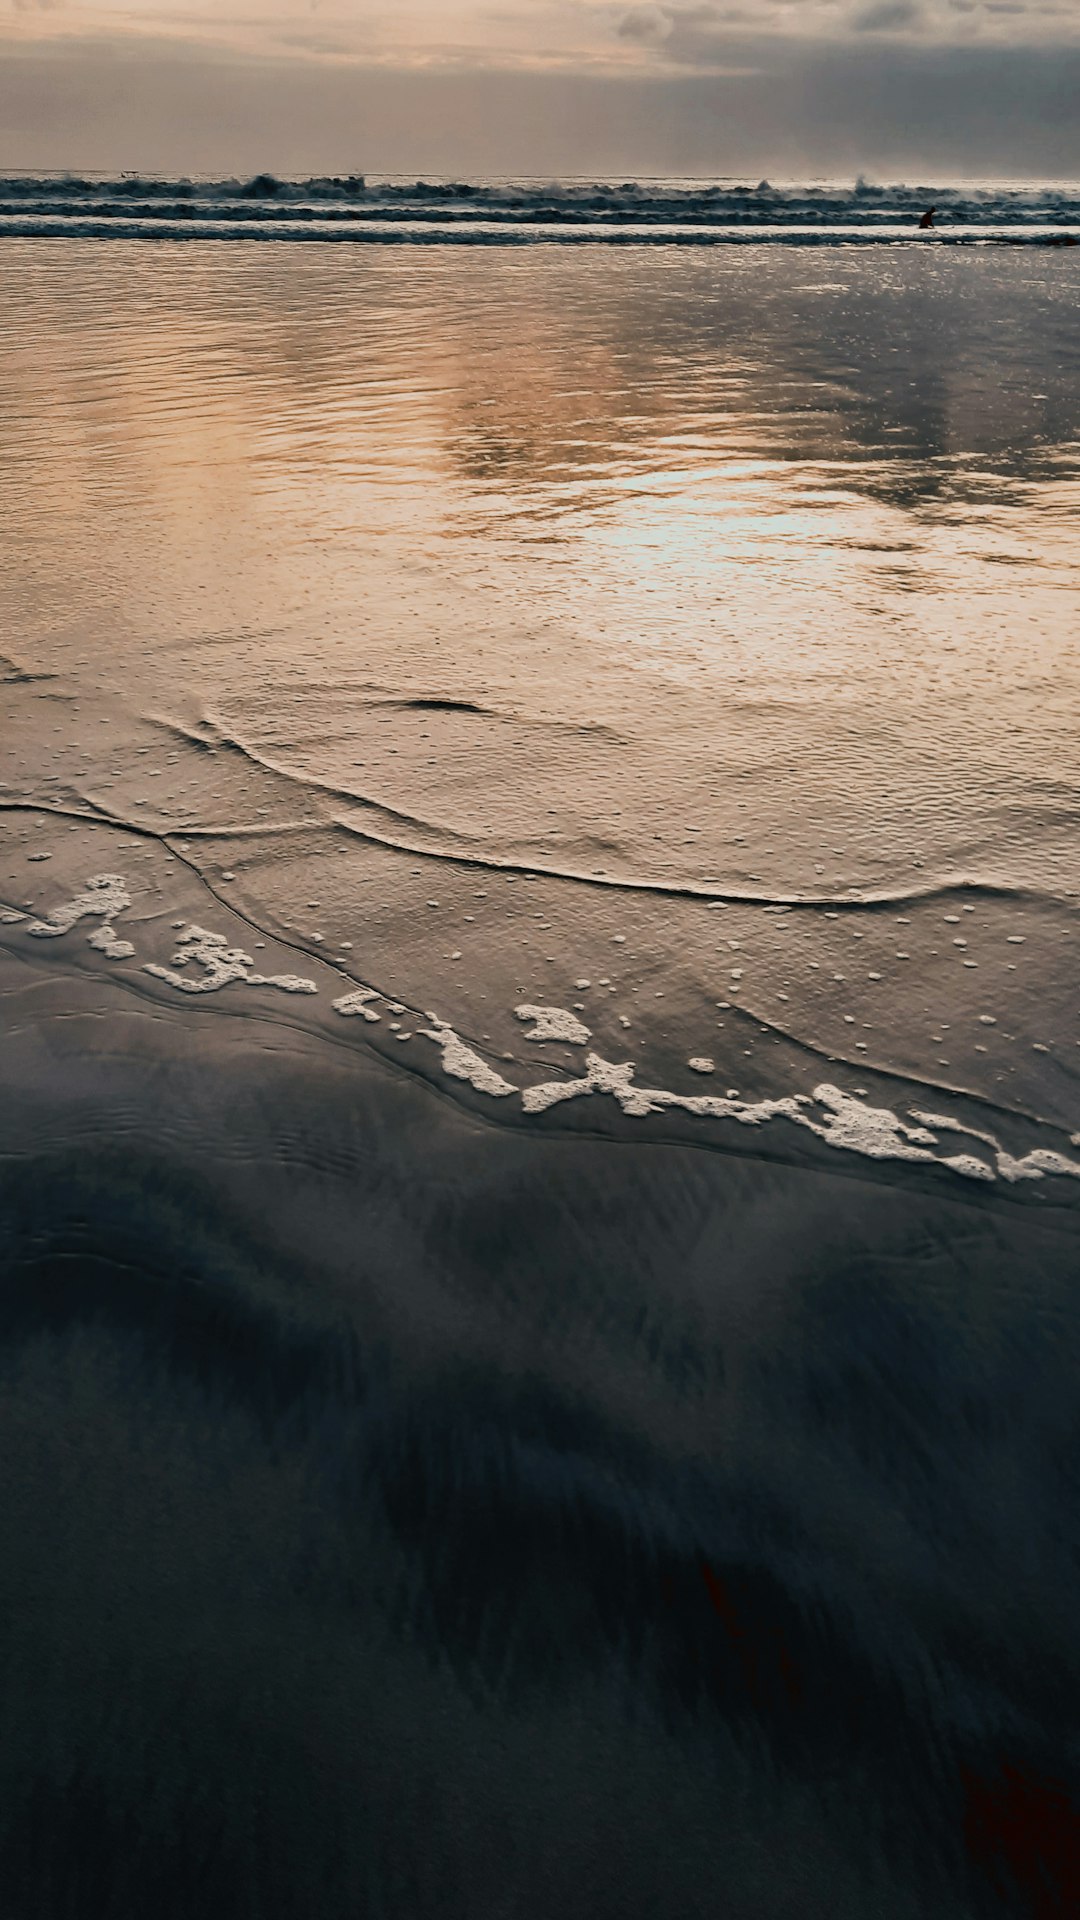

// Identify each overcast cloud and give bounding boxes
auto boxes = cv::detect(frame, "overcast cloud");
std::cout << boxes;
[1,0,1077,174]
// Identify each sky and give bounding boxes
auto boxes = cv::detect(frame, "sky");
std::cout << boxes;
[1,0,1078,176]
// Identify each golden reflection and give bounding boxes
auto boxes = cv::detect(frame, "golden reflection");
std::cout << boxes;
[0,241,1077,782]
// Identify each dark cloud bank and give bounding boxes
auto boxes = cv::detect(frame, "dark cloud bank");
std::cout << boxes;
[0,33,1077,179]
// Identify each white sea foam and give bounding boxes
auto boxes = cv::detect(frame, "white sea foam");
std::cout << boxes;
[26,873,131,937]
[144,925,317,996]
[799,1092,990,1180]
[333,987,382,1022]
[940,1154,997,1183]
[419,1019,517,1098]
[522,1051,809,1128]
[909,1108,1080,1184]
[995,1148,1080,1184]
[517,1058,1065,1186]
[521,1054,637,1116]
[911,1109,996,1146]
[803,1085,940,1166]
[10,872,1079,1193]
[87,925,135,961]
[515,1004,591,1045]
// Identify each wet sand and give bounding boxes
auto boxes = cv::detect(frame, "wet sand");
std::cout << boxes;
[2,921,1080,1917]
[2,238,1080,1916]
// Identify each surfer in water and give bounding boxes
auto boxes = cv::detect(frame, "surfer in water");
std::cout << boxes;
[918,207,936,230]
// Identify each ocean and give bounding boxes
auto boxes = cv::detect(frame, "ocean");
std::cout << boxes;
[1,190,1079,1916]
[1,171,1080,244]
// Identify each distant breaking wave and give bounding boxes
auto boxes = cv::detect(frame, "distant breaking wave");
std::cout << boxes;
[1,173,1079,245]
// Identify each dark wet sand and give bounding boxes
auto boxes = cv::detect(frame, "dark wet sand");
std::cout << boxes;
[2,941,1079,1919]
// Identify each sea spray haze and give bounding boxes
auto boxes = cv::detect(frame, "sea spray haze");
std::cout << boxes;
[0,214,1079,1919]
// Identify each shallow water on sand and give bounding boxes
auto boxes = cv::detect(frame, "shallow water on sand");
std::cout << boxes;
[1,241,1080,1917]
[2,242,1080,1147]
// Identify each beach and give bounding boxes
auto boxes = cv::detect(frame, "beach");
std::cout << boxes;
[2,220,1079,1915]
